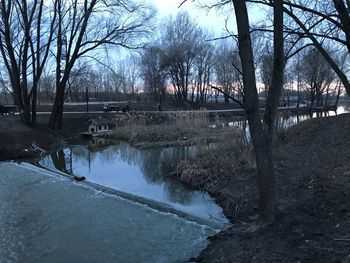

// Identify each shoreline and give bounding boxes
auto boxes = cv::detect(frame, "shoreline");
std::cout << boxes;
[1,113,350,262]
[195,113,350,262]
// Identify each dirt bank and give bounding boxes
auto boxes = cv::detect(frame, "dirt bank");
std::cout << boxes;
[189,113,350,262]
[0,114,91,161]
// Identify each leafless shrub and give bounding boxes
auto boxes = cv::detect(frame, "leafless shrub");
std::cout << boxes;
[176,128,256,218]
[112,111,212,144]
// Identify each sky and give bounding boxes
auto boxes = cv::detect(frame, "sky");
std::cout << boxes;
[148,0,236,35]
[147,0,266,36]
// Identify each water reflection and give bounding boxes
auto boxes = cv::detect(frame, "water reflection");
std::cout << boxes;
[227,105,349,133]
[277,105,349,130]
[50,150,72,174]
[40,141,228,226]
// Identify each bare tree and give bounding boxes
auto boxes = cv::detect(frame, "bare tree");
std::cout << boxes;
[331,0,350,52]
[259,47,273,98]
[48,0,155,129]
[298,47,337,107]
[250,0,350,96]
[214,41,240,103]
[160,11,203,103]
[230,0,284,222]
[193,36,215,104]
[38,71,55,103]
[0,0,56,126]
[117,56,139,100]
[139,44,167,104]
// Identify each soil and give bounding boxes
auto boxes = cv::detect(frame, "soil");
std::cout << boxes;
[1,111,350,262]
[0,114,92,161]
[191,113,350,262]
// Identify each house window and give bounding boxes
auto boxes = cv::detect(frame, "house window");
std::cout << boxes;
[104,125,107,130]
[98,126,101,131]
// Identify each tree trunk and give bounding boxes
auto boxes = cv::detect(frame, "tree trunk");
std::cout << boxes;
[332,0,350,53]
[23,102,32,127]
[233,0,283,222]
[31,86,37,127]
[261,0,284,220]
[48,82,65,129]
[224,93,229,103]
[254,127,276,221]
[21,87,33,127]
[232,0,277,222]
[335,83,341,107]
[310,88,315,108]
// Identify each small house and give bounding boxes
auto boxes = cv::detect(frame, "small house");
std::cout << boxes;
[85,117,112,134]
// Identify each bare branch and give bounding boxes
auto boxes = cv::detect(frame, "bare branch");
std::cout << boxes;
[209,84,247,111]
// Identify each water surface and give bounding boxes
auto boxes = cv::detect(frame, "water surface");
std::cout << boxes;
[228,105,349,133]
[40,142,229,228]
[0,162,216,263]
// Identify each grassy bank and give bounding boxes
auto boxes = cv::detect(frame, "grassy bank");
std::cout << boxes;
[111,111,256,220]
[112,111,242,148]
[112,111,350,262]
[176,129,255,221]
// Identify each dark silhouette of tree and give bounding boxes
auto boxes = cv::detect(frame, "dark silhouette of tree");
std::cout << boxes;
[214,42,240,103]
[48,0,155,129]
[160,12,203,103]
[0,0,57,126]
[249,0,350,96]
[140,44,167,103]
[231,0,284,222]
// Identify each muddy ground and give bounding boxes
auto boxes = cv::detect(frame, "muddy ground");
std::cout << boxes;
[1,111,350,262]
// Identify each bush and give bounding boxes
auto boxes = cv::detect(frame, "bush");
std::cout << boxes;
[113,111,217,145]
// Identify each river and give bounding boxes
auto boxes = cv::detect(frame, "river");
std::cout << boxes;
[227,105,349,134]
[2,105,348,262]
[0,141,230,262]
[39,142,229,228]
[0,162,217,263]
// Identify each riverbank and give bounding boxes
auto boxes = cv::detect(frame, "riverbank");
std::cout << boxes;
[1,112,350,262]
[108,111,350,262]
[0,114,88,161]
[191,113,350,262]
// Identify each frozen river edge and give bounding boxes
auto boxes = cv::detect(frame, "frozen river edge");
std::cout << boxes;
[0,162,217,263]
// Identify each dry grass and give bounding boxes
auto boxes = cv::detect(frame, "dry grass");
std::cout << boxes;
[112,111,255,219]
[177,128,253,185]
[112,111,228,146]
[176,128,256,220]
